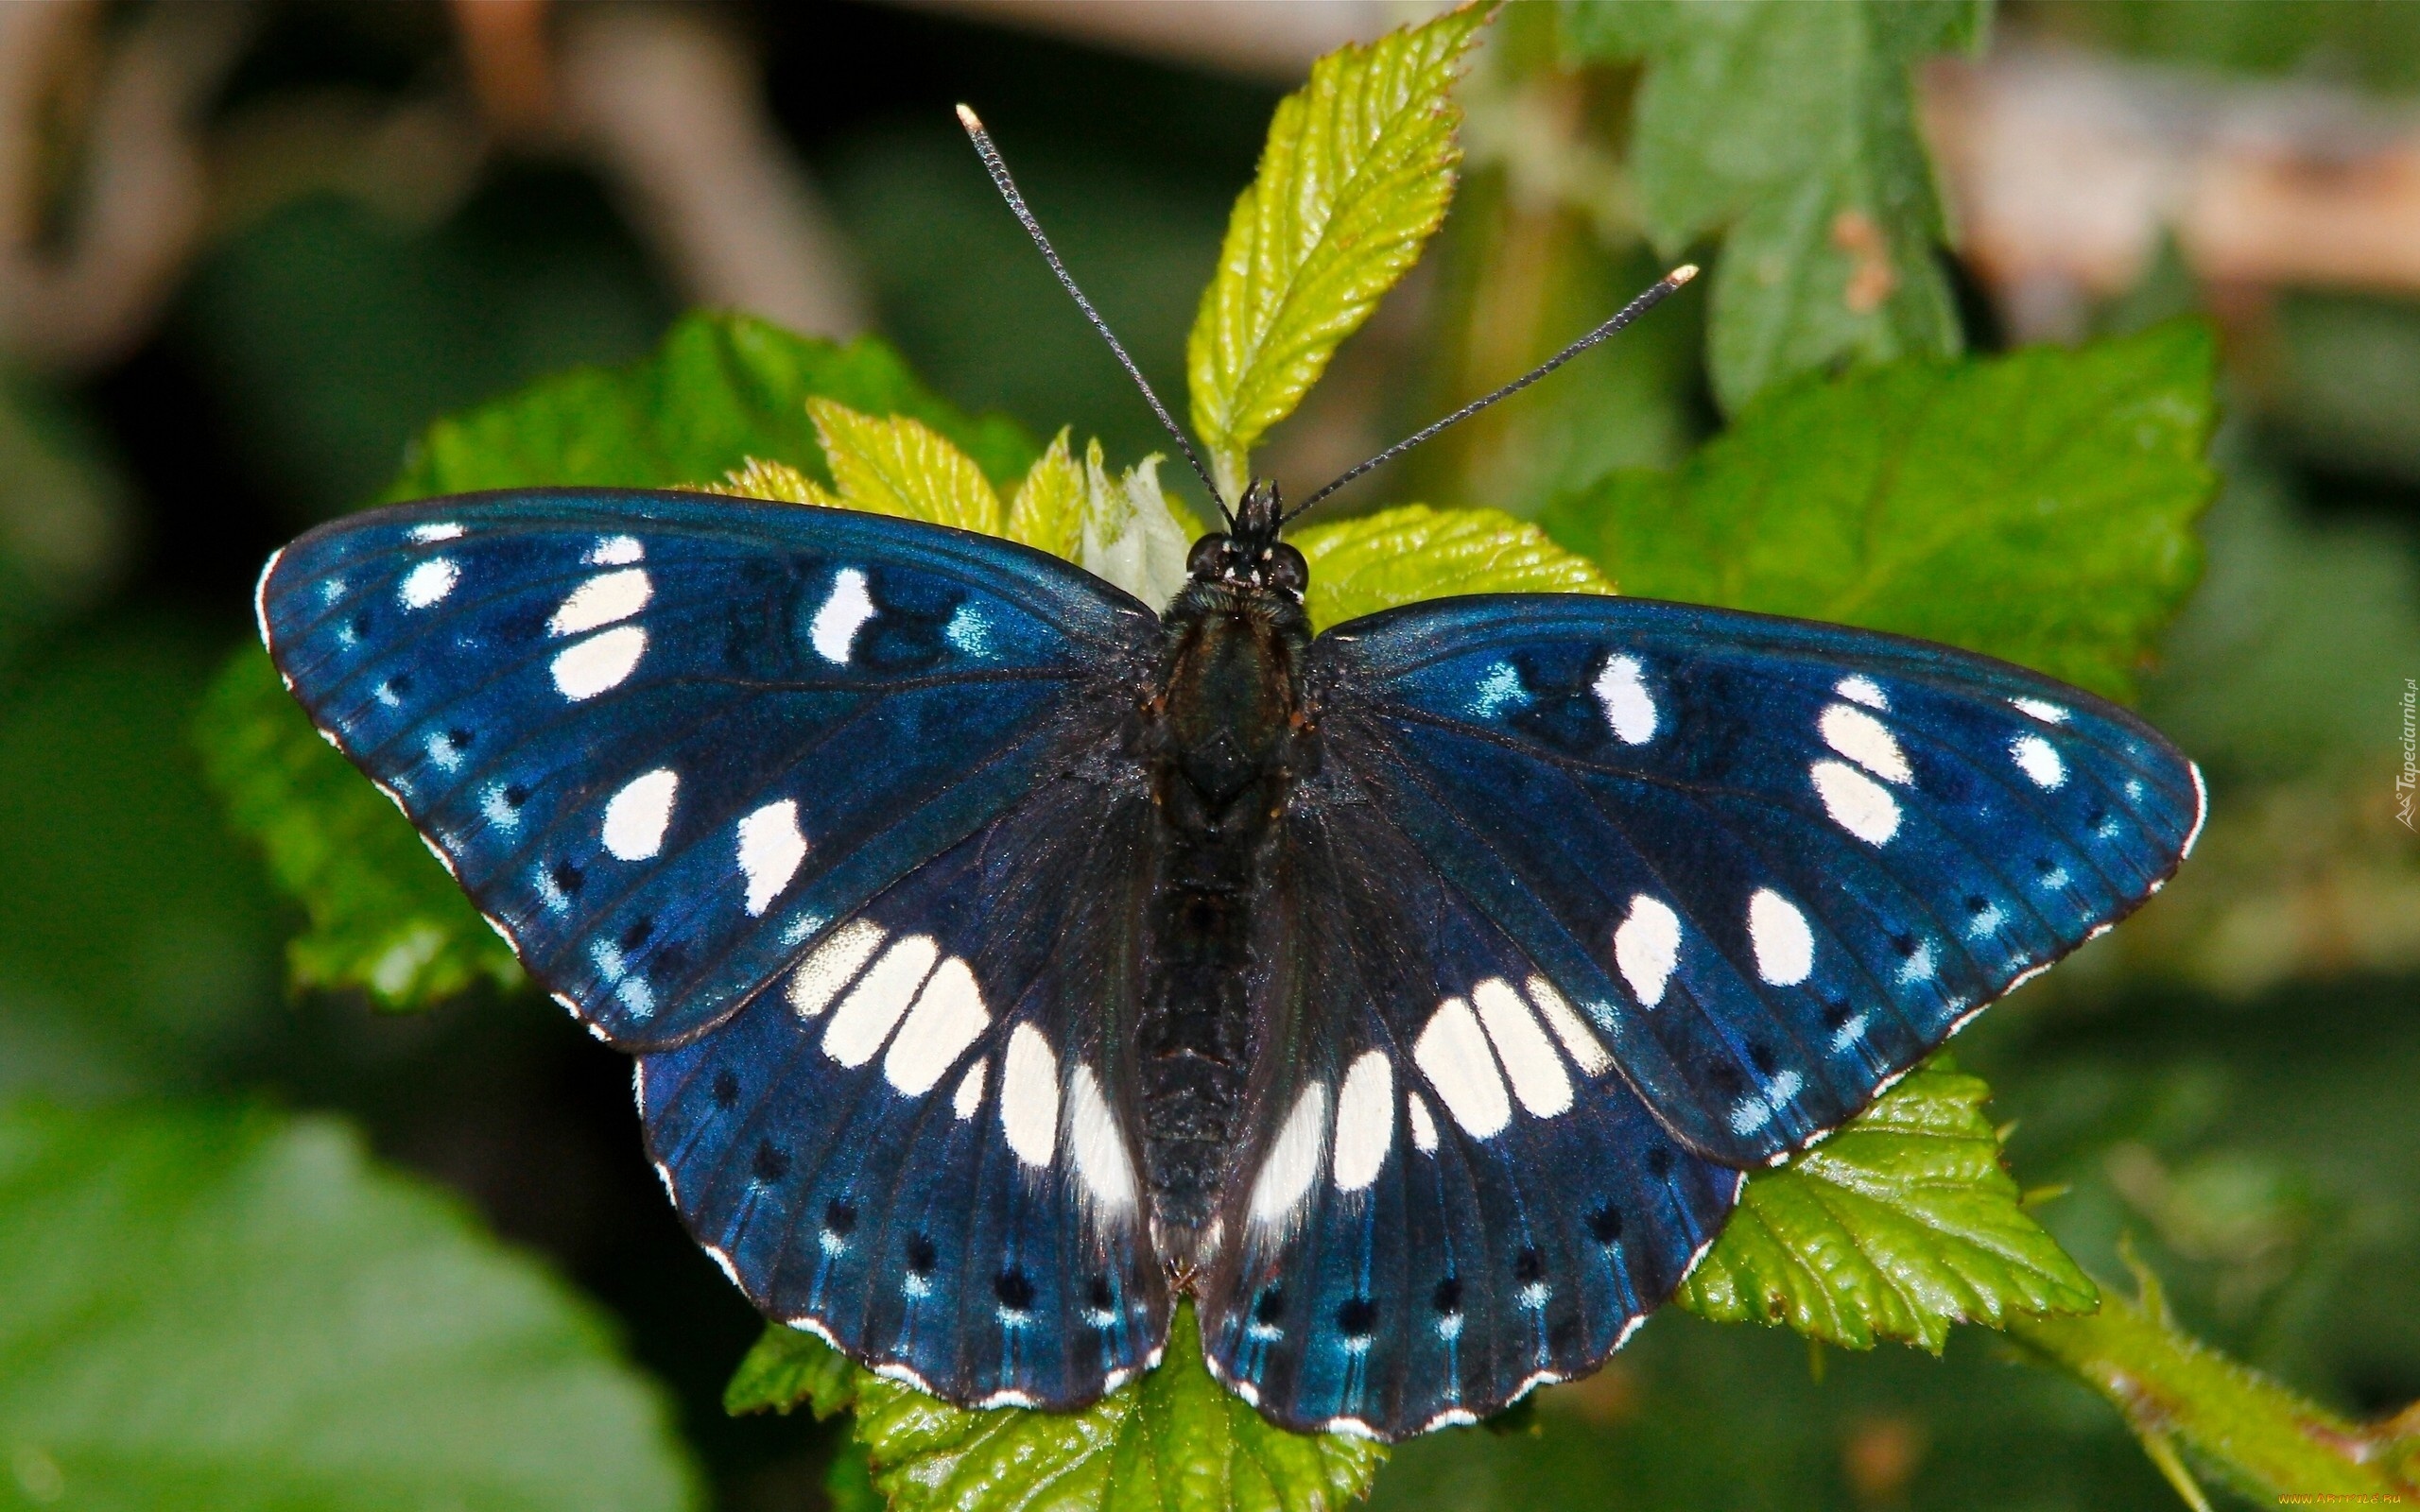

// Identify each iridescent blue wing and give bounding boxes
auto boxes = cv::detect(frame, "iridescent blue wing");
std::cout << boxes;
[637,773,1171,1410]
[1197,758,1743,1437]
[1306,593,2204,1170]
[260,488,1170,1410]
[255,489,1157,1051]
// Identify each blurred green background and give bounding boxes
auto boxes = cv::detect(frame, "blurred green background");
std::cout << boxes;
[0,2,2413,1508]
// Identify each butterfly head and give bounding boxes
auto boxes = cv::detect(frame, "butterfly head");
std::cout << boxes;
[1187,479,1307,598]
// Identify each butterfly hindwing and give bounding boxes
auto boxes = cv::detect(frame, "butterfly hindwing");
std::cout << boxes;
[256,490,1157,1050]
[636,768,1171,1411]
[1197,756,1743,1437]
[1311,593,2204,1168]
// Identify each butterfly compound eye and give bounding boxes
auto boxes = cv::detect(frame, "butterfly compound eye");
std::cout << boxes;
[1267,542,1307,595]
[1186,534,1229,580]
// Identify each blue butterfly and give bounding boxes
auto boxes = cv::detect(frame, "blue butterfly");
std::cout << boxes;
[253,118,2203,1441]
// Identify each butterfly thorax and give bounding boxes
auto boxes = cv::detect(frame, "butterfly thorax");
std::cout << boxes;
[1136,547,1314,1273]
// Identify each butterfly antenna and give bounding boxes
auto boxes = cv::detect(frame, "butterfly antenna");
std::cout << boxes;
[958,105,1232,527]
[1282,265,1699,525]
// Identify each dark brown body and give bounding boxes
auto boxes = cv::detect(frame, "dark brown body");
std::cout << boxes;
[1133,575,1314,1269]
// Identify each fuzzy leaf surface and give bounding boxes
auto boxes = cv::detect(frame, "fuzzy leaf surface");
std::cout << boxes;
[1680,1058,2100,1351]
[1543,321,2219,699]
[1564,0,1985,410]
[0,1103,698,1510]
[1187,5,1488,498]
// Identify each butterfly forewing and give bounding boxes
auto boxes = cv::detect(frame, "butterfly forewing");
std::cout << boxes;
[1198,760,1741,1436]
[257,490,1158,1051]
[1310,594,2204,1169]
[637,772,1170,1410]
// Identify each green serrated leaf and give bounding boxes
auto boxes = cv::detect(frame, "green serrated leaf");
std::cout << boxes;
[1294,502,1612,632]
[1006,429,1086,561]
[195,647,521,1008]
[1543,321,2219,699]
[847,1305,1382,1512]
[390,312,1035,498]
[809,398,1006,534]
[1680,1057,2100,1351]
[1188,5,1490,498]
[0,1102,699,1510]
[1564,0,1986,410]
[725,1322,860,1419]
[707,455,830,507]
[721,1314,1383,1511]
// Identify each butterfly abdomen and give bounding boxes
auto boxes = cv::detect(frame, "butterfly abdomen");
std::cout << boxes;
[1137,581,1313,1268]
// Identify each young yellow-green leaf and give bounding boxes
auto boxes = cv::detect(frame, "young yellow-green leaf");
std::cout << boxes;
[195,648,521,1008]
[1079,439,1195,609]
[1679,1058,2099,1351]
[1293,502,1612,633]
[1542,321,2219,700]
[1187,5,1490,498]
[708,455,833,507]
[810,398,1006,535]
[0,1102,699,1511]
[1006,429,1086,561]
[1563,0,1986,411]
[201,320,1032,1010]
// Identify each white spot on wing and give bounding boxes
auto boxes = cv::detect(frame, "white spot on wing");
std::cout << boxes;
[552,625,647,699]
[821,934,938,1068]
[602,768,677,860]
[999,1022,1059,1169]
[1821,703,1912,784]
[1247,1079,1330,1228]
[2183,762,2208,858]
[1472,977,1572,1117]
[1836,675,1888,710]
[1414,998,1511,1139]
[1330,1050,1394,1192]
[1068,1064,1138,1214]
[735,799,807,916]
[549,568,652,636]
[1615,894,1681,1007]
[1523,974,1610,1075]
[398,558,458,609]
[1897,940,1937,984]
[409,522,463,543]
[2012,732,2066,789]
[883,955,989,1095]
[1406,1091,1438,1153]
[1593,654,1657,744]
[1748,888,1815,986]
[2011,696,2068,724]
[589,535,644,566]
[952,1057,987,1121]
[788,919,885,1018]
[811,568,876,663]
[1811,759,1901,845]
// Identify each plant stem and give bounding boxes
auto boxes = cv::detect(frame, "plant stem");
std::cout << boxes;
[2009,1292,2420,1506]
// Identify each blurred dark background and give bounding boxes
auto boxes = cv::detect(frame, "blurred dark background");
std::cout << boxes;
[1,3,2413,1508]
